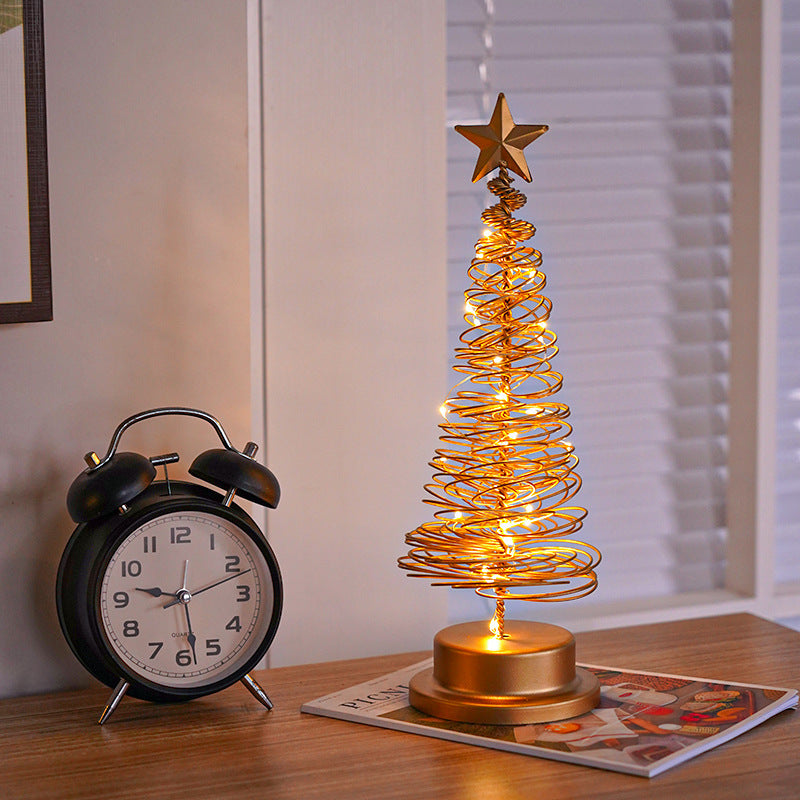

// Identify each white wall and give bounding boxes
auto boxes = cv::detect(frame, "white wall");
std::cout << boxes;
[0,1,252,697]
[0,0,450,698]
[261,0,450,665]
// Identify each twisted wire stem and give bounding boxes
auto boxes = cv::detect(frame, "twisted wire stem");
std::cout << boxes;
[493,588,506,638]
[399,165,600,615]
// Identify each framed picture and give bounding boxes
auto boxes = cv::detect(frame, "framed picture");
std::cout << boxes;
[0,0,51,323]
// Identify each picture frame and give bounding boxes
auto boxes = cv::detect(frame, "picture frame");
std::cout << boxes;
[0,0,51,324]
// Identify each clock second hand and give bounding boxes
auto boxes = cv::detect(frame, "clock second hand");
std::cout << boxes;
[162,568,252,609]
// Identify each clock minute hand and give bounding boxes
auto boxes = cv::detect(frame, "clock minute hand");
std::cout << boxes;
[179,560,197,664]
[184,603,198,664]
[162,569,253,608]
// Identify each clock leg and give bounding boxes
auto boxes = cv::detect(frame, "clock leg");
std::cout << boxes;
[241,673,273,710]
[98,679,130,725]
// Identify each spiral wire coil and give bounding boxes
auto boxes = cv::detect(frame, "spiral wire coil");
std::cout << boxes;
[399,166,600,612]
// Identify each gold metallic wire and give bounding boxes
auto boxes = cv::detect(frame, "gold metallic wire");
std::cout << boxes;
[399,166,600,609]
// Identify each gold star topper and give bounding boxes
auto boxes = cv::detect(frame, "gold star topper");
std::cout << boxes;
[455,93,548,183]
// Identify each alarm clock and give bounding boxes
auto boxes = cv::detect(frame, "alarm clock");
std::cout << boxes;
[56,407,283,724]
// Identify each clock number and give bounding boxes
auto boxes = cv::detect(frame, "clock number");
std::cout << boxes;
[121,560,142,578]
[113,591,129,609]
[209,533,215,551]
[123,620,140,637]
[225,615,242,633]
[236,585,251,602]
[176,649,192,667]
[143,535,157,553]
[225,555,241,573]
[148,641,164,659]
[205,638,221,657]
[170,526,191,544]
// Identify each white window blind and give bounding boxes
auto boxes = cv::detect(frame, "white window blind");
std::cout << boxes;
[777,0,800,590]
[446,0,733,622]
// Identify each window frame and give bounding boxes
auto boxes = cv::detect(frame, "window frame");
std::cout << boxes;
[444,0,796,631]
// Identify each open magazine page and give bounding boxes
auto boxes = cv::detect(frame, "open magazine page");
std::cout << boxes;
[301,658,798,778]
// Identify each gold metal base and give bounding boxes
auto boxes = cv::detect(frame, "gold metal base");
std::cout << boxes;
[409,620,600,725]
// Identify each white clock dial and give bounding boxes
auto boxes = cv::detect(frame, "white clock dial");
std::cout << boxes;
[99,511,274,688]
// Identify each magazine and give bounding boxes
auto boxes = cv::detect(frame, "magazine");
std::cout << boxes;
[301,658,798,778]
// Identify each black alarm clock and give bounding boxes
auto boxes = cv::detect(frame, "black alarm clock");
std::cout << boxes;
[56,407,283,724]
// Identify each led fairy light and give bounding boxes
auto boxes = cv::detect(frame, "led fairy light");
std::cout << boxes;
[399,94,601,725]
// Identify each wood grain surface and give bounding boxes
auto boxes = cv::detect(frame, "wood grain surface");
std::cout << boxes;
[1,614,797,799]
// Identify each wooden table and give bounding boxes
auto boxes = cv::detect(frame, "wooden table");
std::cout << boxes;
[2,613,797,799]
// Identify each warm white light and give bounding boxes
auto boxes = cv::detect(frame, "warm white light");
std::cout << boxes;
[485,635,503,651]
[465,300,480,326]
[493,356,503,364]
[496,391,507,401]
[439,403,448,418]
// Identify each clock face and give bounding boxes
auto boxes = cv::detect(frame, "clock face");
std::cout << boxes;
[97,510,276,689]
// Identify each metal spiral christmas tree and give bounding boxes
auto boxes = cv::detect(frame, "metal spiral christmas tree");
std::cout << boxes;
[399,101,600,635]
[399,94,601,724]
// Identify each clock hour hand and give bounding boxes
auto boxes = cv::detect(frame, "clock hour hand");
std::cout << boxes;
[136,586,179,599]
[162,568,253,608]
[138,561,189,601]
